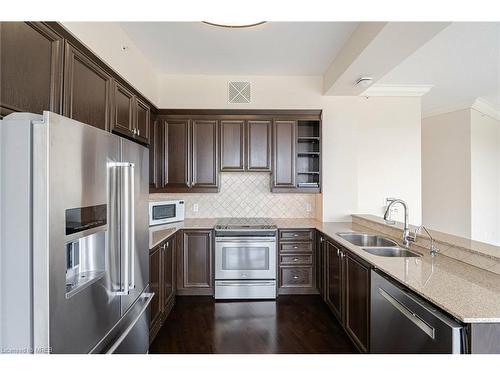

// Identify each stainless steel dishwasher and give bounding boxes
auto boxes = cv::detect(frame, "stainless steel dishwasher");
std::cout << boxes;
[370,270,466,353]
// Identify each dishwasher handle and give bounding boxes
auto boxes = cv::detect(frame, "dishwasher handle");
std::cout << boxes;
[378,287,436,339]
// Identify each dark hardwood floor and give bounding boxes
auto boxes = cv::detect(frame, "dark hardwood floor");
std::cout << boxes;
[149,295,358,354]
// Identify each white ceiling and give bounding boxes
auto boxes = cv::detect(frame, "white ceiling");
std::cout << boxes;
[378,22,500,114]
[119,22,358,75]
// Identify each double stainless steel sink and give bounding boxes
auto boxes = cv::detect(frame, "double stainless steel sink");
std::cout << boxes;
[336,233,421,258]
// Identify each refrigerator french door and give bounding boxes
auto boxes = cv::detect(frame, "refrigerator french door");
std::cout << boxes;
[0,112,151,354]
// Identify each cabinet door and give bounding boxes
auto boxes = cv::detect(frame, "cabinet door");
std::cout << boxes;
[317,234,326,300]
[272,120,296,188]
[63,42,111,131]
[163,119,190,190]
[182,230,213,292]
[161,237,175,311]
[247,120,271,171]
[220,120,245,171]
[149,116,163,189]
[192,120,219,189]
[0,22,63,116]
[149,246,162,331]
[135,97,150,144]
[345,253,370,352]
[111,81,134,136]
[326,240,343,322]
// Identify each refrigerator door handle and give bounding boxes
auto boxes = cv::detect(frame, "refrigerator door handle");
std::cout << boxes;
[128,162,135,291]
[109,161,135,295]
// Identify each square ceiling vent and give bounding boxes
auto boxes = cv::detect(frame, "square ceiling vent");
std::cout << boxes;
[228,81,251,103]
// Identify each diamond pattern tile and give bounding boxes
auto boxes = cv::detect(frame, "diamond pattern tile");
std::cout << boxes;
[150,172,317,218]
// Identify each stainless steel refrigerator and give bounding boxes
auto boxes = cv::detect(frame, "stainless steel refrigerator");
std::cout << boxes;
[0,112,152,353]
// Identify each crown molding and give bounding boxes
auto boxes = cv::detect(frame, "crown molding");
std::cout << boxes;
[361,84,434,97]
[472,97,500,121]
[423,97,500,121]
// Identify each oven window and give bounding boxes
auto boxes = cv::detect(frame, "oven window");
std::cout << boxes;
[152,204,176,220]
[221,247,269,270]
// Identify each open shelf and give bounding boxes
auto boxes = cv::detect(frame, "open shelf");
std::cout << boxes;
[295,120,321,191]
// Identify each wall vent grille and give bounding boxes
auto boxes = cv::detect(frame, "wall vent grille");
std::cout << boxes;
[228,81,251,103]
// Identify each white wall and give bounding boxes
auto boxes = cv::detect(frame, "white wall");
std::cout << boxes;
[470,109,500,245]
[422,109,471,237]
[422,107,500,246]
[356,97,422,225]
[62,22,159,106]
[158,74,422,223]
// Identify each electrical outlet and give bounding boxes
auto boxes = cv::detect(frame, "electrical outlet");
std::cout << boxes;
[192,203,199,212]
[306,203,312,212]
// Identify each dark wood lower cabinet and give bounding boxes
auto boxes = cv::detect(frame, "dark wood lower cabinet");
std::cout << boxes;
[323,237,371,353]
[326,240,343,321]
[149,245,162,340]
[278,229,318,295]
[345,253,370,352]
[177,229,214,296]
[149,234,176,344]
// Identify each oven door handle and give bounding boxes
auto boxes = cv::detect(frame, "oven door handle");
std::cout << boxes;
[215,237,277,243]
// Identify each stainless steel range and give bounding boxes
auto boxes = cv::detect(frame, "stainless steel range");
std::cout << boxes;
[214,218,277,299]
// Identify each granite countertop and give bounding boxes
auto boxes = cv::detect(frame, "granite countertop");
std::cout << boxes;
[148,217,500,323]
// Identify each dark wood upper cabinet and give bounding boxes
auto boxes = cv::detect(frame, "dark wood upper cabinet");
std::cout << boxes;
[111,81,134,135]
[326,240,343,322]
[345,253,370,352]
[247,120,272,171]
[135,98,150,144]
[272,120,296,189]
[0,22,63,116]
[111,81,150,144]
[151,110,321,194]
[63,41,111,131]
[220,120,245,171]
[149,116,163,189]
[163,119,190,190]
[177,230,213,295]
[192,120,219,188]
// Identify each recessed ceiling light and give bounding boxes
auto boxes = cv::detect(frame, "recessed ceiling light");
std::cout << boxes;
[202,21,267,29]
[355,77,373,87]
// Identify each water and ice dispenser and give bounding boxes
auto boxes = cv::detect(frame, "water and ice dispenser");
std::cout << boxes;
[65,204,107,298]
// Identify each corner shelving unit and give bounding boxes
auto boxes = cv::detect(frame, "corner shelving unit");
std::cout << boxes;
[296,120,321,192]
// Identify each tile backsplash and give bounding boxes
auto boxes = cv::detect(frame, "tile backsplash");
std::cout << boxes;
[150,172,317,218]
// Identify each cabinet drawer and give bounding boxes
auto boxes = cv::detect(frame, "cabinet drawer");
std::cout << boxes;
[279,230,314,242]
[279,242,313,253]
[280,267,313,288]
[280,254,313,265]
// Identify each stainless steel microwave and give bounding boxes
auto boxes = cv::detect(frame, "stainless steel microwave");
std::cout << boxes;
[149,199,185,226]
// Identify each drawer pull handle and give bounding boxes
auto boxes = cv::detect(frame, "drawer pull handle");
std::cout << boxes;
[293,246,298,249]
[293,275,299,279]
[293,234,299,237]
[293,258,299,262]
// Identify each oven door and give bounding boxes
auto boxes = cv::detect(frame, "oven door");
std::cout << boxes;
[215,237,276,280]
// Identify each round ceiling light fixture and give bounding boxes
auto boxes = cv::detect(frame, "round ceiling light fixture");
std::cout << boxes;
[202,21,267,29]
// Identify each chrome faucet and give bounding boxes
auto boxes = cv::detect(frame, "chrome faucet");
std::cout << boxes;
[383,198,414,247]
[412,225,439,257]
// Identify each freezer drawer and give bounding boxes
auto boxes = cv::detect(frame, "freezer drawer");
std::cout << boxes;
[90,290,153,354]
[370,270,465,354]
